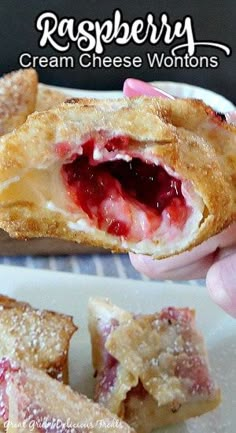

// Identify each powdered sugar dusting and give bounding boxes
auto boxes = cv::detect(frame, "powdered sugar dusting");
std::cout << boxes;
[0,295,77,379]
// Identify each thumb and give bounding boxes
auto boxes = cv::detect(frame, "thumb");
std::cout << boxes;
[225,111,236,124]
[206,249,236,317]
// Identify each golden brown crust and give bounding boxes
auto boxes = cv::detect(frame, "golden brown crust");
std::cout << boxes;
[88,297,132,372]
[0,294,77,382]
[88,298,136,415]
[124,388,221,433]
[36,84,69,111]
[106,312,215,403]
[0,97,235,258]
[0,69,38,136]
[0,293,30,309]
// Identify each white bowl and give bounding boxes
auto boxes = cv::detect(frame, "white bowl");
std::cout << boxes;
[50,81,235,113]
[151,81,235,113]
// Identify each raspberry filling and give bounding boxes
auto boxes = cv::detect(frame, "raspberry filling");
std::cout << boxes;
[159,307,194,325]
[0,358,20,421]
[59,136,189,241]
[175,355,213,396]
[95,320,119,401]
[160,308,213,397]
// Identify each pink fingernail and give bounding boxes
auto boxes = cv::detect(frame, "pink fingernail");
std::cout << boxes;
[225,111,236,125]
[123,78,174,99]
[209,282,235,316]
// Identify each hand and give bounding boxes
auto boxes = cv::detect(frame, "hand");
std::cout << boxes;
[123,78,236,318]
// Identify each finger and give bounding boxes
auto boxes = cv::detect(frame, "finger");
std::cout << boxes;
[123,78,174,99]
[225,111,236,124]
[129,223,236,279]
[129,252,215,280]
[129,235,220,278]
[216,223,236,248]
[206,252,236,318]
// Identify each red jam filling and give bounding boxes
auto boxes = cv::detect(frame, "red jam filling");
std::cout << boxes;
[175,355,212,396]
[159,308,212,396]
[95,320,119,401]
[95,357,118,400]
[0,358,20,421]
[59,136,189,241]
[159,307,194,324]
[60,136,189,241]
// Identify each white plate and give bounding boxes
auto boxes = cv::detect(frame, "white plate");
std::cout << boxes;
[47,81,235,112]
[0,264,235,433]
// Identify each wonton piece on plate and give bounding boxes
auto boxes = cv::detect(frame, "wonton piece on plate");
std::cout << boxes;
[0,294,77,383]
[88,298,221,433]
[36,84,69,111]
[0,294,77,428]
[0,69,37,136]
[0,359,135,433]
[0,97,235,259]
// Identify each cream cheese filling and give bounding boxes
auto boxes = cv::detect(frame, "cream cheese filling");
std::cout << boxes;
[0,141,205,256]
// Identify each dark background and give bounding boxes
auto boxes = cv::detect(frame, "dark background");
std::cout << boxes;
[0,0,235,103]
